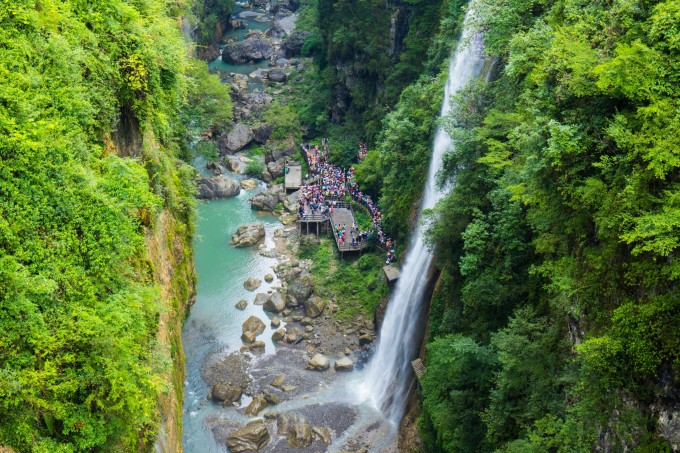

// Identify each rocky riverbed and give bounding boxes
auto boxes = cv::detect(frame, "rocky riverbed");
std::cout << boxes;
[192,204,391,451]
[183,2,399,450]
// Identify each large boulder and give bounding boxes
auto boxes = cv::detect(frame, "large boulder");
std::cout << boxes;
[242,315,266,338]
[277,413,313,447]
[211,384,242,405]
[267,159,285,178]
[312,426,332,444]
[267,68,287,83]
[304,296,325,318]
[334,357,354,371]
[224,156,246,174]
[227,420,270,452]
[264,292,285,313]
[252,123,273,144]
[281,32,310,58]
[198,176,240,199]
[286,277,314,307]
[306,353,330,371]
[245,394,268,416]
[241,179,259,190]
[265,24,287,39]
[272,328,286,342]
[221,123,254,153]
[232,223,265,247]
[222,38,274,64]
[244,278,262,291]
[253,292,268,305]
[249,191,279,212]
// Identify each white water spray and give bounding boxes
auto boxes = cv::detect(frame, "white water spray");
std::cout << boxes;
[360,8,485,423]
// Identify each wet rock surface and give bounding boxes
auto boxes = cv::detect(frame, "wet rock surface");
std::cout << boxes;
[198,175,241,199]
[226,419,270,452]
[232,223,266,247]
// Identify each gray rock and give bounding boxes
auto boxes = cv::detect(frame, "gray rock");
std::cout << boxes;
[359,333,374,345]
[271,375,285,388]
[210,384,242,405]
[240,340,266,352]
[235,299,248,310]
[268,68,287,83]
[254,292,268,305]
[312,426,332,444]
[306,353,330,371]
[232,223,265,247]
[263,391,281,405]
[261,171,273,182]
[281,31,310,58]
[267,159,285,178]
[227,420,270,452]
[243,277,263,291]
[286,277,314,307]
[264,292,285,313]
[304,325,314,333]
[264,273,274,283]
[252,123,273,144]
[223,38,274,64]
[198,176,240,199]
[334,357,354,371]
[222,123,254,153]
[245,395,268,416]
[265,24,287,39]
[250,191,279,212]
[304,296,325,318]
[242,315,266,337]
[241,331,257,343]
[271,316,281,328]
[277,413,312,447]
[230,19,246,29]
[224,156,246,174]
[272,328,286,342]
[285,327,301,343]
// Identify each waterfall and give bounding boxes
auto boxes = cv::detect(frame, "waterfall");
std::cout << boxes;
[360,8,485,422]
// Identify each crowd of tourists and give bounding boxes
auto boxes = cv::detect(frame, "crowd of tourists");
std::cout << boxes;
[296,139,397,264]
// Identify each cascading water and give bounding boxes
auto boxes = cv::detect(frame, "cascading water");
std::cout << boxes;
[360,7,485,423]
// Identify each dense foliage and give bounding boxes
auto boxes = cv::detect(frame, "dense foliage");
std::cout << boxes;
[0,0,229,451]
[416,0,680,450]
[298,0,680,450]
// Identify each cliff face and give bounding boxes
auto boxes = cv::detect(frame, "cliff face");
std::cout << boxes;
[317,0,443,138]
[193,0,234,61]
[147,210,196,453]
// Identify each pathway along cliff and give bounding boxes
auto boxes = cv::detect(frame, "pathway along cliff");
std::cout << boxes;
[181,3,485,452]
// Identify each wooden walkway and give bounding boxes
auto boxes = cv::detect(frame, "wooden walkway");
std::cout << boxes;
[330,206,367,253]
[284,164,302,190]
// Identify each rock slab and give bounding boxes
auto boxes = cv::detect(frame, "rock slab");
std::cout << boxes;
[232,223,265,247]
[198,176,240,199]
[227,420,270,452]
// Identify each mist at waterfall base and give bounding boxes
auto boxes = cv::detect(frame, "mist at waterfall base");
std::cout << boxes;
[358,11,486,422]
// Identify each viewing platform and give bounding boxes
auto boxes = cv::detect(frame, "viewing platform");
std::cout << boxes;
[284,163,302,191]
[329,203,368,255]
[383,264,400,285]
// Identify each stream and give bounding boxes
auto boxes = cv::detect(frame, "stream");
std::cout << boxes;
[181,1,483,450]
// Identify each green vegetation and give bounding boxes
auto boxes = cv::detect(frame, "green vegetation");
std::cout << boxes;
[244,159,266,177]
[299,239,388,321]
[0,0,230,451]
[292,0,680,449]
[417,0,680,450]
